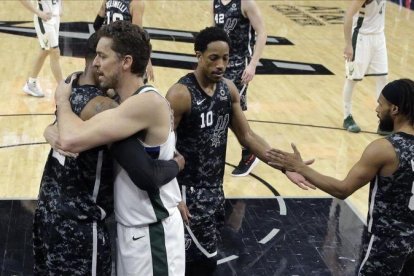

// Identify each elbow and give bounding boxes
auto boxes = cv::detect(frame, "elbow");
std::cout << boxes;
[58,135,80,152]
[332,187,353,200]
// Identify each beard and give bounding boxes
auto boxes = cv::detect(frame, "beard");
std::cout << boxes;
[378,113,394,132]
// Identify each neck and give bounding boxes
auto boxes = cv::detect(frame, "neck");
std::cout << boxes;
[78,65,97,86]
[194,69,216,95]
[117,74,146,102]
[393,118,414,135]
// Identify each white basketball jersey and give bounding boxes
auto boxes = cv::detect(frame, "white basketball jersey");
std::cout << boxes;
[37,0,60,16]
[114,87,181,227]
[352,0,386,34]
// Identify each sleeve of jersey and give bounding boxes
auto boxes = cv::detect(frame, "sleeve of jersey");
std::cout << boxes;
[110,137,180,194]
[70,86,105,116]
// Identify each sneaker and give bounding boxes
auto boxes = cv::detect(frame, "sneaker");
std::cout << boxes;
[377,127,392,136]
[343,115,361,133]
[231,150,260,177]
[23,81,44,97]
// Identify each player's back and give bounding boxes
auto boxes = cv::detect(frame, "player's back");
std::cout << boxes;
[104,0,132,25]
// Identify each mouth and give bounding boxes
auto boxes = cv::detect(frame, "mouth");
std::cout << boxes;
[212,71,224,78]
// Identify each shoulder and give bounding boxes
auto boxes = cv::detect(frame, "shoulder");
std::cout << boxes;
[362,138,396,165]
[166,83,191,101]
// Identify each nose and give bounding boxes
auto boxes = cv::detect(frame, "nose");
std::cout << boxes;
[92,56,100,68]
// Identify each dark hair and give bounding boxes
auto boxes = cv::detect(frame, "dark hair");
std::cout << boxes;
[194,26,231,53]
[395,79,414,125]
[85,32,98,61]
[97,20,151,76]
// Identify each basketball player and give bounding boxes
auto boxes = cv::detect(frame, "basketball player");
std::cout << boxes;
[19,0,63,97]
[165,26,313,276]
[93,0,154,82]
[54,21,184,276]
[268,79,414,275]
[213,0,267,176]
[342,0,388,134]
[37,33,182,275]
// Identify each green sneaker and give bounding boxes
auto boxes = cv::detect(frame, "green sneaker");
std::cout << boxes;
[343,115,361,133]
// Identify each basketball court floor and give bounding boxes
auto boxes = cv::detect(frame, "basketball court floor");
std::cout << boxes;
[0,0,413,275]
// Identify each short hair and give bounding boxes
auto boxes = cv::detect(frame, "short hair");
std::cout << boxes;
[85,32,98,61]
[194,26,231,53]
[97,20,151,76]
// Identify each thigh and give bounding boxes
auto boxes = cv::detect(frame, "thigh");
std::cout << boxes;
[366,34,388,76]
[351,34,371,80]
[116,223,152,276]
[163,210,185,276]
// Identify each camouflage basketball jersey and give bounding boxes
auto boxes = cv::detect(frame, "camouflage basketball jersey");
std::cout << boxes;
[213,0,255,68]
[104,0,132,25]
[367,132,414,237]
[176,73,232,189]
[38,79,113,221]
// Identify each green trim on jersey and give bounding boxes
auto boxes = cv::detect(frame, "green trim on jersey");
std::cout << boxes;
[149,221,168,276]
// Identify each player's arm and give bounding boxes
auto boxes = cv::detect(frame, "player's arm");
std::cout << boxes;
[211,0,216,26]
[94,0,106,31]
[110,138,183,193]
[55,78,157,152]
[242,0,267,83]
[343,0,364,61]
[226,79,271,161]
[267,139,395,199]
[130,0,144,27]
[165,83,192,130]
[19,0,51,21]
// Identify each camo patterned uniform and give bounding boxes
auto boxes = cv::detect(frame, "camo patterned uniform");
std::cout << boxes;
[175,73,231,265]
[33,81,113,275]
[213,0,256,111]
[357,132,414,275]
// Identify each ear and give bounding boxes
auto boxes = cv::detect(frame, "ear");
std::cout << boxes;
[195,51,202,60]
[391,105,399,116]
[122,55,133,70]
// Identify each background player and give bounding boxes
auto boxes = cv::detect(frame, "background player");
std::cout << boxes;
[213,0,267,176]
[19,0,63,97]
[342,0,388,134]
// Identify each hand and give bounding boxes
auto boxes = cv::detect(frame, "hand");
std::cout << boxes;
[177,201,191,225]
[37,10,52,21]
[173,151,185,172]
[55,74,76,106]
[241,62,256,85]
[343,44,353,62]
[266,143,307,172]
[285,171,316,190]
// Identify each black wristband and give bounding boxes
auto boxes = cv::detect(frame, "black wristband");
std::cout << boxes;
[93,15,105,31]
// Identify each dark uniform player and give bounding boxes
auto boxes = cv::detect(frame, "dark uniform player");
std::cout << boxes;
[213,0,267,176]
[213,0,255,110]
[166,27,311,276]
[33,77,115,275]
[175,73,231,272]
[268,78,414,275]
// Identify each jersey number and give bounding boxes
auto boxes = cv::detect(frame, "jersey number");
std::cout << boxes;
[106,12,124,24]
[200,111,213,128]
[215,13,224,24]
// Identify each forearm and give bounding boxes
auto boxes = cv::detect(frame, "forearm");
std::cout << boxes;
[20,0,38,15]
[250,31,267,65]
[240,131,271,163]
[296,165,350,199]
[110,137,179,193]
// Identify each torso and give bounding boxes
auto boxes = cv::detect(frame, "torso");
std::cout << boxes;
[175,73,232,189]
[368,132,414,236]
[353,0,386,34]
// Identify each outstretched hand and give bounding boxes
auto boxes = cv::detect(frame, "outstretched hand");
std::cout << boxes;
[266,144,316,190]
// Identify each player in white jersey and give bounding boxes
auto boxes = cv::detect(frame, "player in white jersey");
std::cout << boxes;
[19,0,63,97]
[342,0,388,134]
[54,21,184,276]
